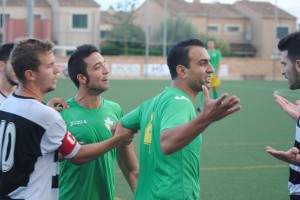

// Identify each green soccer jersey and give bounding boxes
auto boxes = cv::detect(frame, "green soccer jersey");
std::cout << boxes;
[122,87,202,200]
[208,49,222,73]
[59,98,122,200]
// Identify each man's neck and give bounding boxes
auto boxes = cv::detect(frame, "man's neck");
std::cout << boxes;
[14,84,43,102]
[171,80,197,101]
[0,79,17,97]
[74,92,102,109]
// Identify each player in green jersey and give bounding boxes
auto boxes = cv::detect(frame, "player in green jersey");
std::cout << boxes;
[198,39,222,111]
[114,39,241,200]
[59,44,139,200]
[207,39,222,99]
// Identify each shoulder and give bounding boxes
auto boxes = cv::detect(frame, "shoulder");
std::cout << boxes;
[103,98,121,108]
[5,96,63,128]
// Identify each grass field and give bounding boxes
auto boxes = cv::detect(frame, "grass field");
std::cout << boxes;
[44,79,299,200]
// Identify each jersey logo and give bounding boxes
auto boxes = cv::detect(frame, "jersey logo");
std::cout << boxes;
[175,96,190,101]
[69,120,87,127]
[104,117,114,130]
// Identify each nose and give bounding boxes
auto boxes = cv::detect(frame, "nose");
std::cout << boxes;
[208,62,215,73]
[54,64,60,74]
[104,64,110,74]
[281,67,285,76]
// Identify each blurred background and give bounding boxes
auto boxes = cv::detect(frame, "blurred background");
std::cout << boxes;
[1,0,299,80]
[3,1,300,199]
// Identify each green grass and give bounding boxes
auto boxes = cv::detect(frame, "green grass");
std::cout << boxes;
[45,79,299,200]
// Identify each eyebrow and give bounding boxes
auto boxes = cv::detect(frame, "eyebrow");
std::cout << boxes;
[46,62,55,67]
[198,59,210,63]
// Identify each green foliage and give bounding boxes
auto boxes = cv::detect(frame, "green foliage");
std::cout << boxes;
[100,42,122,55]
[106,5,145,55]
[109,22,145,45]
[152,14,199,46]
[197,33,233,56]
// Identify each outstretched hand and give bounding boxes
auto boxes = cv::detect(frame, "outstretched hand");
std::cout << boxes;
[266,146,300,166]
[274,93,300,121]
[200,85,241,122]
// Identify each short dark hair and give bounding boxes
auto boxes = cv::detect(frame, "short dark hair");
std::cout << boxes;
[207,38,215,43]
[11,38,54,82]
[167,39,205,80]
[278,32,300,64]
[0,43,14,63]
[68,44,99,88]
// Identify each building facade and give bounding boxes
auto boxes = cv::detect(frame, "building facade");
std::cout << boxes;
[133,0,297,58]
[0,0,100,47]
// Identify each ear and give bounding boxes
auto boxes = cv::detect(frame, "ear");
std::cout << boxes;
[296,60,300,73]
[0,61,5,71]
[176,65,187,79]
[77,74,87,84]
[24,70,36,81]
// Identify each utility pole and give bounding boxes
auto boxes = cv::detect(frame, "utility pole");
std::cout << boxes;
[273,0,278,80]
[27,0,34,37]
[2,0,6,43]
[163,0,167,57]
[145,0,150,78]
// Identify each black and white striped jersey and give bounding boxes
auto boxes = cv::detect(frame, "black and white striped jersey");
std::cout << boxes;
[0,93,81,200]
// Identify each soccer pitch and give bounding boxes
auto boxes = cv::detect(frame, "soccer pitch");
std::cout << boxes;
[45,79,299,200]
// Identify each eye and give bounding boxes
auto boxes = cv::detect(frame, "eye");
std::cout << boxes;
[199,60,208,66]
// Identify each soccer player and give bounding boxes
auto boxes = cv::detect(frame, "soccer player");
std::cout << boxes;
[113,39,241,199]
[266,31,300,200]
[0,43,18,104]
[198,39,222,111]
[59,44,139,200]
[0,42,68,111]
[207,39,222,99]
[0,38,134,200]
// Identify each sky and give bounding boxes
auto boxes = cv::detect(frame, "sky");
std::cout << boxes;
[95,0,300,23]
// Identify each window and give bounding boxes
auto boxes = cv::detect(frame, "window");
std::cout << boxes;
[0,14,9,28]
[34,14,42,19]
[100,30,109,39]
[225,25,241,34]
[276,26,289,39]
[207,25,219,33]
[72,14,88,29]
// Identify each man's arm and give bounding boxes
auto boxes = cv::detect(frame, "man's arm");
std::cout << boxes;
[117,143,139,193]
[266,146,300,166]
[64,122,134,165]
[160,85,241,155]
[274,93,300,121]
[112,121,139,192]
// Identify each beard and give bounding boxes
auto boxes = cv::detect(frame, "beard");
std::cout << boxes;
[86,77,108,96]
[289,67,300,90]
[46,87,55,93]
[5,74,18,86]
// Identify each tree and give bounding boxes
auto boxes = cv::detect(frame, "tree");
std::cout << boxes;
[105,0,145,55]
[108,19,145,55]
[152,14,199,49]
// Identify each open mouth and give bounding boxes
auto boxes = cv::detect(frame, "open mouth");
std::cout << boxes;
[206,76,211,83]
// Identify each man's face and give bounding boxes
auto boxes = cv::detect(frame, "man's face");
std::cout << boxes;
[207,41,215,51]
[280,50,300,90]
[5,60,19,86]
[83,52,110,95]
[185,46,214,93]
[34,51,59,93]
